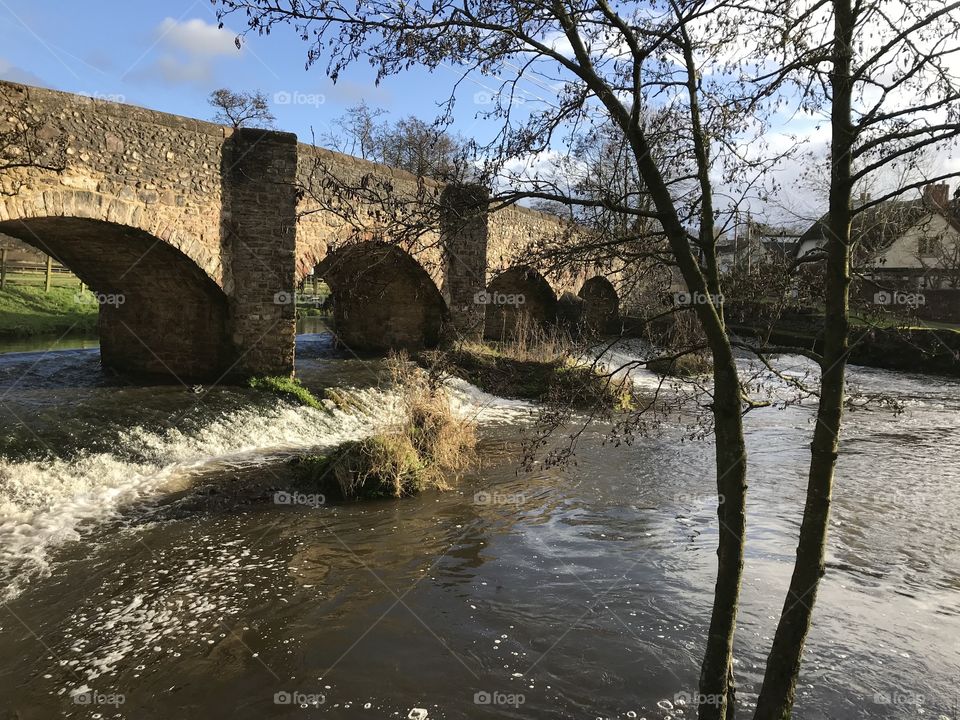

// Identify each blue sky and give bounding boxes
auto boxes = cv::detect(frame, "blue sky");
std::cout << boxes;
[0,0,505,144]
[2,0,956,226]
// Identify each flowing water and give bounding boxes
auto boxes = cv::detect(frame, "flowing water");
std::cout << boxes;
[0,323,957,720]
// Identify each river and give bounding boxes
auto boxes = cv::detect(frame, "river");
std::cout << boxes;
[0,321,957,719]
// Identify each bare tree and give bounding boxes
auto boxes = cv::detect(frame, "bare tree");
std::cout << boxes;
[210,2,784,717]
[320,100,388,158]
[323,102,474,181]
[213,1,960,719]
[208,88,276,129]
[751,1,960,717]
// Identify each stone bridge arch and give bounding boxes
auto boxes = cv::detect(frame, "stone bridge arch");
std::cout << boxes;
[1,80,621,381]
[315,241,447,351]
[0,194,231,379]
[578,276,620,335]
[0,79,300,379]
[483,266,558,340]
[0,187,224,284]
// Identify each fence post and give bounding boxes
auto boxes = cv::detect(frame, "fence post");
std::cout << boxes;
[0,249,6,289]
[45,255,53,292]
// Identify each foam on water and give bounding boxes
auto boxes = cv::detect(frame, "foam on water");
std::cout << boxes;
[45,533,301,701]
[0,378,533,601]
[445,376,536,424]
[0,388,403,601]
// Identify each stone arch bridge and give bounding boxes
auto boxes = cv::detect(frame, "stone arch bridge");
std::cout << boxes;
[0,81,619,381]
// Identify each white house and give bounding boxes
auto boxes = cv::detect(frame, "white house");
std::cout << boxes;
[796,183,960,289]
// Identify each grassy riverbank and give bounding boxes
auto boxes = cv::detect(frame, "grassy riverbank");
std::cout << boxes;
[420,340,634,411]
[0,285,99,337]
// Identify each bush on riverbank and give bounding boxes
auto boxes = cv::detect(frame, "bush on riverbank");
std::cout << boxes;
[296,434,428,499]
[294,355,476,500]
[248,375,323,409]
[420,340,633,412]
[646,353,712,378]
[0,285,98,337]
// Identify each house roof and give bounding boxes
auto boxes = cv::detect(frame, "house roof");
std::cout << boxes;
[716,223,801,256]
[797,196,960,257]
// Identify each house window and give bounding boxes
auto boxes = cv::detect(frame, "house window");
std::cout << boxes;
[917,236,938,256]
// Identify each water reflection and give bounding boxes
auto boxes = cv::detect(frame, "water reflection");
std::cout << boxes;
[0,341,956,718]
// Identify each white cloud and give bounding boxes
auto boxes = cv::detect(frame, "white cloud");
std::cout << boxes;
[146,55,216,85]
[155,18,238,57]
[126,18,240,87]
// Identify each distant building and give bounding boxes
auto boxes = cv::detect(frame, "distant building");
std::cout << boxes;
[717,216,801,273]
[795,183,960,290]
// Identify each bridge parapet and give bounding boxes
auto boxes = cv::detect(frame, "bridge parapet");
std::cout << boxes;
[0,80,620,379]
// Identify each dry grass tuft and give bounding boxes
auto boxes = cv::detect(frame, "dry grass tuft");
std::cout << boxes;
[295,353,476,500]
[420,317,634,412]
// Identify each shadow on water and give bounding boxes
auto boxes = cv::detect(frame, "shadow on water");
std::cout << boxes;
[0,334,957,719]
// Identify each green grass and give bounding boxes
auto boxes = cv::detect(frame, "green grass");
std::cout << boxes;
[247,375,323,409]
[0,284,99,337]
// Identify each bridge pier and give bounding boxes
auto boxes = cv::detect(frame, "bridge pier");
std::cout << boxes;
[222,128,299,378]
[0,81,594,382]
[441,185,490,341]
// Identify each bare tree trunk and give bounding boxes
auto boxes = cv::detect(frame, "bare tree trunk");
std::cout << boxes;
[679,30,746,717]
[753,1,854,716]
[699,357,747,720]
[626,130,748,720]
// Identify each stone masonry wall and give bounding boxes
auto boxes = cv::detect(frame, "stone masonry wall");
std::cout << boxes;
[0,81,610,375]
[223,129,299,376]
[0,81,227,286]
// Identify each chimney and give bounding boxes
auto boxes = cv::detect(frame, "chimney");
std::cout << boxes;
[923,183,949,210]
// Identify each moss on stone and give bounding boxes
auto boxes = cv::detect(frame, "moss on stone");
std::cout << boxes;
[248,375,322,409]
